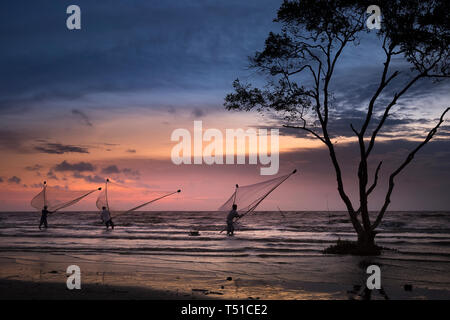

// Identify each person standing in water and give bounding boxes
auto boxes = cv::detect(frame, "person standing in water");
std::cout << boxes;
[101,206,115,230]
[39,206,54,229]
[226,204,242,236]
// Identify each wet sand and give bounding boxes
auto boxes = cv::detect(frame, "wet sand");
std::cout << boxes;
[0,279,188,300]
[1,252,449,300]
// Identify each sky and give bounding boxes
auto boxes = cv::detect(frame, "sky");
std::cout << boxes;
[0,0,449,212]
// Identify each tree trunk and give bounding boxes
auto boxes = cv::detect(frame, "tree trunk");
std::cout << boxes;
[357,230,376,247]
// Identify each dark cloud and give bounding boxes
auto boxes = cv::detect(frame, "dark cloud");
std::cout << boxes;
[73,172,105,184]
[72,109,93,127]
[0,177,3,183]
[8,176,21,184]
[126,149,137,153]
[25,164,43,171]
[46,170,58,180]
[100,165,140,179]
[191,108,206,118]
[31,183,44,188]
[122,168,140,178]
[54,160,95,172]
[35,143,89,154]
[101,165,120,174]
[167,106,177,114]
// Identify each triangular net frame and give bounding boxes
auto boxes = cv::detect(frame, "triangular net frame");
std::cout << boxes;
[31,182,101,212]
[218,170,297,231]
[96,179,181,218]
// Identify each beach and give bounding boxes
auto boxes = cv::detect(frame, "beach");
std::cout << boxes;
[0,211,449,299]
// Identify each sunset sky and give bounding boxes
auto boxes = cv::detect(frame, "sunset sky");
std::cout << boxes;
[1,0,449,212]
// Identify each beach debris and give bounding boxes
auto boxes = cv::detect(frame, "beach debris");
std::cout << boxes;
[189,230,200,236]
[192,288,208,293]
[49,270,58,274]
[404,284,413,291]
[247,296,260,300]
[220,285,224,289]
[226,277,232,281]
[192,288,224,296]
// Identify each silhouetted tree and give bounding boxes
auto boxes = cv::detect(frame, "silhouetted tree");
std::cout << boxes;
[225,0,449,252]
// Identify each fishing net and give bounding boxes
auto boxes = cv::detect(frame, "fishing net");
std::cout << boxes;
[218,170,296,215]
[96,179,181,217]
[31,183,101,212]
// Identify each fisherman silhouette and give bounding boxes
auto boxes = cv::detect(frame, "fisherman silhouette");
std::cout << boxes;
[226,204,242,236]
[39,206,54,229]
[101,206,115,230]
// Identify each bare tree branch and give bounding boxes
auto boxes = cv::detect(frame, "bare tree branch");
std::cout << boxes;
[360,44,397,137]
[366,72,425,157]
[367,53,447,157]
[283,125,326,144]
[355,161,382,216]
[367,161,383,196]
[350,124,359,136]
[371,107,450,230]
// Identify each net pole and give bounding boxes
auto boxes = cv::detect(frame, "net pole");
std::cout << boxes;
[113,189,181,218]
[53,187,102,212]
[105,179,110,211]
[43,181,47,208]
[232,184,239,206]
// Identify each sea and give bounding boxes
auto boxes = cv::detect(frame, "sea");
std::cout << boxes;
[0,210,449,299]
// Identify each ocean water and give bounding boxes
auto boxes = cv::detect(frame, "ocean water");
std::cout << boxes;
[0,210,449,298]
[0,211,449,260]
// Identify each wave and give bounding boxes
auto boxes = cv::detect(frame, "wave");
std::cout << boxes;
[1,211,449,263]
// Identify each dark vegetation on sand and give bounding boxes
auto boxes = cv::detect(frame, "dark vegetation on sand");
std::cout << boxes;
[323,239,382,256]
